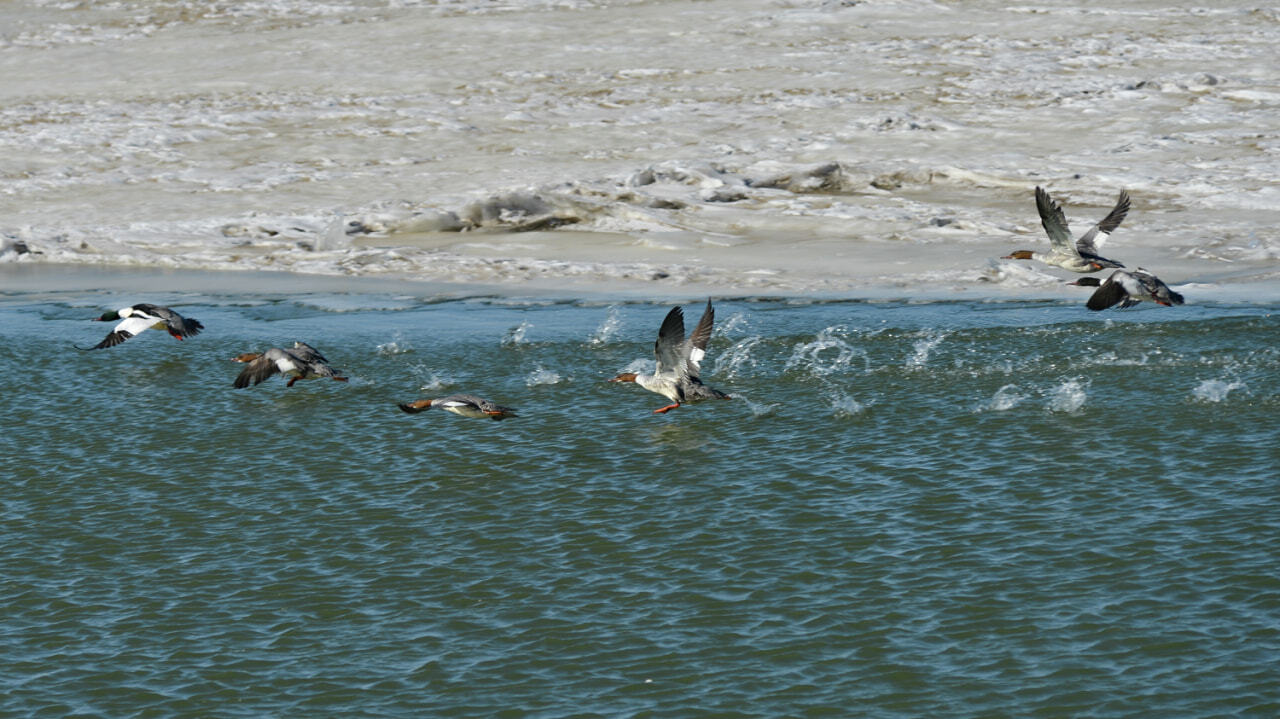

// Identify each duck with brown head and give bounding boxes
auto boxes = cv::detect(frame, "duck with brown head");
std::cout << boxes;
[1003,186,1129,273]
[231,342,348,388]
[609,299,730,414]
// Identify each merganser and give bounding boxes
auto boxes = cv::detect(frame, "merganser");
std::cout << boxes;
[78,303,203,350]
[398,394,518,420]
[609,298,730,413]
[1069,268,1185,310]
[1074,189,1130,269]
[1003,187,1128,272]
[232,342,348,388]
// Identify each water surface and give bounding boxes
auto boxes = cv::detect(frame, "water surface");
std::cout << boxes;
[3,290,1278,715]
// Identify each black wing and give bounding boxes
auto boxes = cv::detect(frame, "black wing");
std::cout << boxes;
[1085,276,1129,311]
[653,306,686,375]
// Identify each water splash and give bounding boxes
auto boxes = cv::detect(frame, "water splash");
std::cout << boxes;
[785,325,868,377]
[731,392,779,418]
[412,367,454,391]
[826,388,870,418]
[1047,378,1090,413]
[715,336,763,379]
[906,330,948,370]
[589,306,622,346]
[977,384,1026,413]
[619,358,656,375]
[718,311,750,336]
[1192,378,1246,402]
[376,332,413,355]
[525,366,565,386]
[502,321,531,347]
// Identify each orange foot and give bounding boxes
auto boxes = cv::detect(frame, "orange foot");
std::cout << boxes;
[653,403,680,414]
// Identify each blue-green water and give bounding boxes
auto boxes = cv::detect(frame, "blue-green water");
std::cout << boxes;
[3,287,1279,716]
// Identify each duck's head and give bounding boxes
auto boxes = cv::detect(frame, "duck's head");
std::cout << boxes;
[609,372,638,383]
[231,352,263,363]
[1002,250,1034,260]
[94,310,121,322]
[398,399,435,414]
[1068,277,1102,287]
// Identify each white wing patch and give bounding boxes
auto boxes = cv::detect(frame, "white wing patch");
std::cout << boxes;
[688,346,706,374]
[114,315,158,337]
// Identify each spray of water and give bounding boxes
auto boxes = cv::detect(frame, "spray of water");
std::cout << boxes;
[589,306,622,346]
[1047,378,1090,413]
[715,336,763,379]
[906,330,948,370]
[501,320,531,347]
[1192,378,1247,403]
[376,331,413,355]
[526,366,565,386]
[785,325,869,376]
[975,384,1026,413]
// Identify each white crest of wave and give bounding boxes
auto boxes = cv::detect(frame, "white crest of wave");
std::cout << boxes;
[589,306,622,346]
[1192,378,1246,402]
[1047,378,1090,413]
[785,325,868,376]
[715,336,763,379]
[525,366,564,386]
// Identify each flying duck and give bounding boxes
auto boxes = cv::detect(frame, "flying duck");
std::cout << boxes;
[1070,268,1185,310]
[1003,186,1128,272]
[609,298,730,413]
[232,342,348,388]
[398,394,518,420]
[78,303,203,350]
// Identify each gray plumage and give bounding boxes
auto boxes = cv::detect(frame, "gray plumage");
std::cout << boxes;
[1074,189,1130,269]
[1083,268,1185,311]
[1005,187,1128,272]
[610,299,730,413]
[398,393,518,420]
[233,342,347,388]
